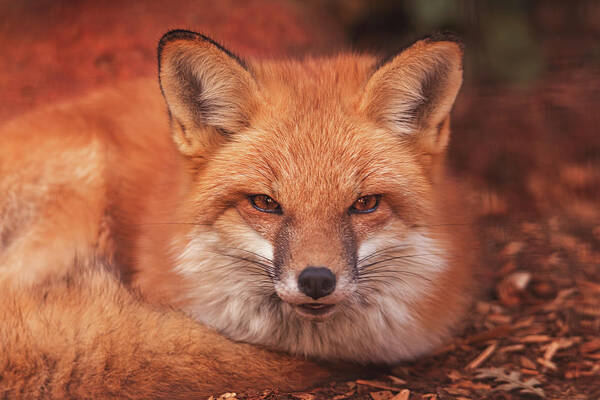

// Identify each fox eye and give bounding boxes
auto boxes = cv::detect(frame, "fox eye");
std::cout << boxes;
[350,195,380,214]
[249,194,281,214]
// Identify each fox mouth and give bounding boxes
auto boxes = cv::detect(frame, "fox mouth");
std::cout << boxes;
[293,303,336,319]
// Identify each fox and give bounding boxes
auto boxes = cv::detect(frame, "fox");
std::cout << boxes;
[0,30,473,398]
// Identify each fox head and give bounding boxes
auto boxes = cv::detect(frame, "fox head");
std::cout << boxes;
[157,30,468,363]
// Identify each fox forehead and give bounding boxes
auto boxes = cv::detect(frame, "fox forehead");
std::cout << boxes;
[200,55,428,206]
[251,54,377,105]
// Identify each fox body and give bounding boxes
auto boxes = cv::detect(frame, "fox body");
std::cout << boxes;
[0,31,472,397]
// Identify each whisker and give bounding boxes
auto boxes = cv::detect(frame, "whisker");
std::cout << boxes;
[358,253,443,270]
[134,222,212,227]
[356,245,408,264]
[410,222,474,228]
[358,277,409,288]
[359,270,433,283]
[361,261,435,273]
[196,259,245,274]
[206,251,271,269]
[196,263,272,280]
[173,244,278,295]
[221,247,274,265]
[196,250,276,279]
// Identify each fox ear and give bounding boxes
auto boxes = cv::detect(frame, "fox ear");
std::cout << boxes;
[158,30,257,156]
[360,36,463,155]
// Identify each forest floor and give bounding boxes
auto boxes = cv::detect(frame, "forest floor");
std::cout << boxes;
[2,2,598,399]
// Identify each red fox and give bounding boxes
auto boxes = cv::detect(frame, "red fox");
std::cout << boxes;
[0,30,472,398]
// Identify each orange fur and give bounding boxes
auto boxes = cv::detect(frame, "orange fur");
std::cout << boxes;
[0,31,473,397]
[0,265,334,398]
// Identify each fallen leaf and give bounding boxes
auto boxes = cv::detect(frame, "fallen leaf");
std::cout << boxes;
[357,380,402,391]
[370,391,394,400]
[521,368,540,375]
[457,380,492,390]
[291,393,315,400]
[519,335,552,343]
[498,344,525,353]
[536,357,557,370]
[466,343,497,370]
[447,370,463,381]
[542,341,560,363]
[387,375,407,385]
[332,395,351,400]
[475,367,545,398]
[581,338,600,353]
[502,241,524,257]
[209,394,238,400]
[520,356,537,369]
[464,325,512,344]
[391,389,410,400]
[486,313,512,324]
[444,387,471,396]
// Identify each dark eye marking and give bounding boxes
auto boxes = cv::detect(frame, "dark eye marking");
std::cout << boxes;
[249,194,282,214]
[349,195,381,214]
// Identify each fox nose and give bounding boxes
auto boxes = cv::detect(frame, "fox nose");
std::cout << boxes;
[297,267,336,300]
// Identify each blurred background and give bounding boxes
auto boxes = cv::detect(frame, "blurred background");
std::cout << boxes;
[320,0,600,220]
[2,0,598,220]
[1,1,598,397]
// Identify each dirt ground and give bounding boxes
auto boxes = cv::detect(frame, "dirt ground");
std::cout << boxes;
[1,1,598,399]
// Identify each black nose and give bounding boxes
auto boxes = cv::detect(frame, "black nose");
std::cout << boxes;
[297,267,336,300]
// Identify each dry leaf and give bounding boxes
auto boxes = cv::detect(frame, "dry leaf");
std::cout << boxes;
[387,375,407,385]
[464,325,512,344]
[536,357,557,370]
[390,389,410,400]
[509,271,532,290]
[499,344,525,353]
[475,367,545,398]
[291,393,315,400]
[575,304,600,317]
[577,279,600,293]
[444,387,471,396]
[520,356,537,369]
[357,380,401,391]
[521,368,540,375]
[498,260,517,275]
[331,383,357,400]
[447,370,463,381]
[457,380,492,390]
[486,313,512,324]
[502,241,524,257]
[370,391,394,400]
[513,317,536,329]
[466,343,497,370]
[581,338,600,353]
[209,394,238,400]
[331,395,351,400]
[519,335,552,343]
[544,288,576,311]
[542,341,560,363]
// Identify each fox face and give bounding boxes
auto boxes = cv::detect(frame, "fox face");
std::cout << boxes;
[156,31,468,363]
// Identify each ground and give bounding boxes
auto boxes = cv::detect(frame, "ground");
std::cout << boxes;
[1,1,598,399]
